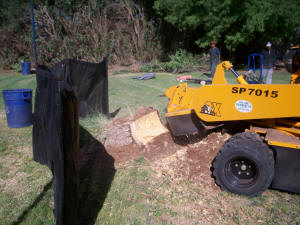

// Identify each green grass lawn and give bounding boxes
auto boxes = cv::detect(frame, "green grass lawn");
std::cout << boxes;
[0,70,299,225]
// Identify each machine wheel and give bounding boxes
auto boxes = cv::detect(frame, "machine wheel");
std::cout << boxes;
[284,48,299,73]
[213,132,274,196]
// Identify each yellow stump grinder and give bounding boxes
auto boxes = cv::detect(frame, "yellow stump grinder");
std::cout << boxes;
[164,28,300,196]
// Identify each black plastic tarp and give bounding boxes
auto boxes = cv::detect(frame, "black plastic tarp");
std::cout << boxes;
[51,58,109,117]
[32,58,108,225]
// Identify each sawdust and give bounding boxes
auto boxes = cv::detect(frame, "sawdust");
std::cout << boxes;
[152,132,231,189]
[104,106,232,188]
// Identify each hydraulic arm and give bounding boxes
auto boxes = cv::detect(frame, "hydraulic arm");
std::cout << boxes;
[165,61,300,147]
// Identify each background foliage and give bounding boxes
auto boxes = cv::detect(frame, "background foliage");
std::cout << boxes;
[154,0,300,61]
[0,0,160,68]
[0,0,300,69]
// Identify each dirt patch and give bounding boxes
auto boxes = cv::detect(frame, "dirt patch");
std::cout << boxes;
[105,106,231,188]
[162,132,231,189]
[0,68,16,75]
[108,63,142,76]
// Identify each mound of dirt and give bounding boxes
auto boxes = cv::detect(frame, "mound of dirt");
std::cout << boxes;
[153,132,231,189]
[104,106,231,188]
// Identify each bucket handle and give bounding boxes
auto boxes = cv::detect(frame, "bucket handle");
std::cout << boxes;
[23,92,31,100]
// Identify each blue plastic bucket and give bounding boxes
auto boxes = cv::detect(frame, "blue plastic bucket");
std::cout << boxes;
[2,89,33,128]
[21,62,31,75]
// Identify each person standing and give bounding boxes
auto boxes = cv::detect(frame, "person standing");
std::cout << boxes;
[207,40,221,78]
[262,42,276,84]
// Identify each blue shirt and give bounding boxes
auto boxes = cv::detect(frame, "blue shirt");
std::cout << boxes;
[209,47,220,63]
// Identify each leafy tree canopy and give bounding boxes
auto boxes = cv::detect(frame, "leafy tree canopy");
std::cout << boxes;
[154,0,300,51]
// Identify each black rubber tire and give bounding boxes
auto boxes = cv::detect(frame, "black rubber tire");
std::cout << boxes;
[284,48,299,74]
[213,132,274,196]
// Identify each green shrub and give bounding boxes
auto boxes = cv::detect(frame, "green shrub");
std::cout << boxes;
[140,62,164,73]
[141,49,202,73]
[12,63,22,72]
[0,0,161,69]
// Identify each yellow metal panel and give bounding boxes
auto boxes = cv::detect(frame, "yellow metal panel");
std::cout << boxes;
[165,83,198,113]
[164,60,300,148]
[192,84,300,122]
[212,62,228,84]
[249,126,300,149]
[165,61,300,123]
[267,140,300,149]
[274,126,300,136]
[166,109,192,117]
[290,70,300,84]
[249,126,267,134]
[166,83,300,122]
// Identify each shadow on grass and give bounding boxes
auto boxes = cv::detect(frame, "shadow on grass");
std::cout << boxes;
[11,126,115,225]
[12,180,53,225]
[77,126,116,225]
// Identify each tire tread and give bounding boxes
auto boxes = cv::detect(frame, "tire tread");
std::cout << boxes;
[213,132,274,196]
